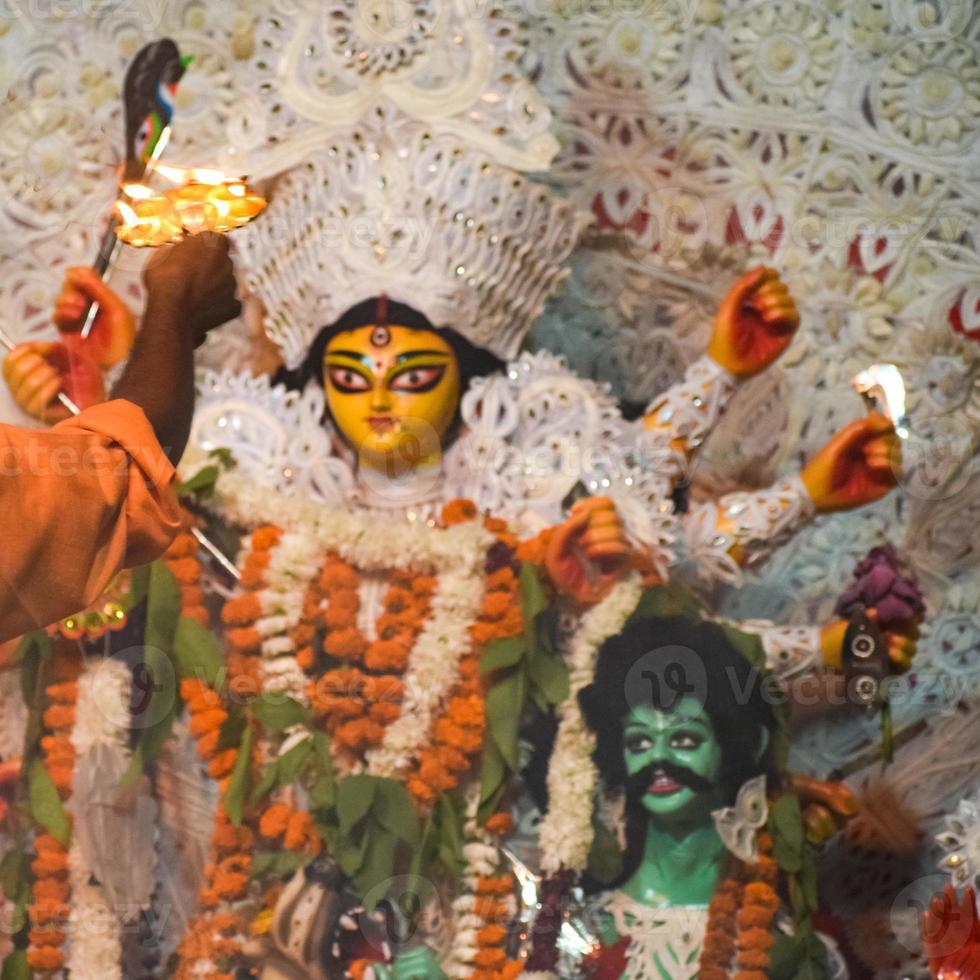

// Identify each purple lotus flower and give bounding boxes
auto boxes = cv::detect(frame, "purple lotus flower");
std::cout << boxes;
[836,544,925,628]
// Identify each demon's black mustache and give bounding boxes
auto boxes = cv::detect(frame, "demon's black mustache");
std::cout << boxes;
[626,760,714,800]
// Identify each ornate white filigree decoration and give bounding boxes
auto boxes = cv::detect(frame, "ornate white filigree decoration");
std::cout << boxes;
[712,774,768,863]
[236,0,559,177]
[597,892,707,980]
[644,355,738,457]
[684,476,816,586]
[937,789,980,891]
[734,621,822,684]
[189,368,355,505]
[446,350,678,560]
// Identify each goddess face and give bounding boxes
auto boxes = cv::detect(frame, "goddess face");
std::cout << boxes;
[323,324,461,472]
[622,697,725,824]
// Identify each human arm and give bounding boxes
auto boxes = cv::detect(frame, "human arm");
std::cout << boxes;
[110,232,241,462]
[0,400,181,641]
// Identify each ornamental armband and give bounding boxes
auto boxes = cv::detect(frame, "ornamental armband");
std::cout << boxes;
[733,621,823,683]
[645,356,739,476]
[684,475,816,585]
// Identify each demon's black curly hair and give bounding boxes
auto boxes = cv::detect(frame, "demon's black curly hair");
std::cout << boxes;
[578,615,779,887]
[579,615,778,802]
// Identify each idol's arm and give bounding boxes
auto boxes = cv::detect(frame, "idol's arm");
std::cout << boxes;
[642,354,741,484]
[642,267,800,485]
[683,476,816,586]
[727,619,825,681]
[683,414,900,586]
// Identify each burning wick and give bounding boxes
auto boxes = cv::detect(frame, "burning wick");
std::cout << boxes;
[851,363,909,438]
[115,165,266,246]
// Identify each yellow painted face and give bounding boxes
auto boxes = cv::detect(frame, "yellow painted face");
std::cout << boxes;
[324,324,461,472]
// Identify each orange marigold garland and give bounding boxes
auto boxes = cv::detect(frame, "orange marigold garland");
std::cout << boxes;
[175,673,258,979]
[303,554,433,764]
[698,833,780,977]
[28,644,82,976]
[405,506,525,809]
[175,526,279,979]
[450,803,523,980]
[163,511,209,625]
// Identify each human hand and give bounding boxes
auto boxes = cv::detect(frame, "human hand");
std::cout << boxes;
[2,341,104,422]
[545,496,631,605]
[142,232,241,345]
[53,267,136,369]
[707,267,800,379]
[801,414,900,513]
[923,885,980,979]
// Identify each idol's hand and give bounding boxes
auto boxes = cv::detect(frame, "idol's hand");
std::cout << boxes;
[923,885,980,979]
[819,615,918,674]
[2,340,104,422]
[801,414,900,513]
[546,496,631,605]
[53,267,136,370]
[707,267,800,379]
[387,947,447,980]
[143,232,241,345]
[788,773,858,846]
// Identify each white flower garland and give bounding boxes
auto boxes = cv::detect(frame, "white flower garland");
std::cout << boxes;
[444,790,511,980]
[256,530,326,703]
[209,470,492,572]
[364,551,487,780]
[67,658,132,980]
[0,669,27,763]
[537,574,644,874]
[217,472,494,777]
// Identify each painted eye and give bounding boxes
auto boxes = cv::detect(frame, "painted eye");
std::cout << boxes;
[136,119,152,154]
[327,366,371,393]
[390,365,445,393]
[670,731,702,750]
[624,733,652,754]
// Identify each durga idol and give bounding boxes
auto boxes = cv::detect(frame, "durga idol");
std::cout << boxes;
[1,120,910,980]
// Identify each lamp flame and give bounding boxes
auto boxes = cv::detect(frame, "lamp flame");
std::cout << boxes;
[154,163,229,186]
[114,169,266,247]
[116,199,139,224]
[122,183,155,200]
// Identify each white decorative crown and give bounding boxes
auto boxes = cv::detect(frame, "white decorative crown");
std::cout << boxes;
[236,113,591,366]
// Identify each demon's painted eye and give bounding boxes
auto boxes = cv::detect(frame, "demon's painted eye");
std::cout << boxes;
[670,731,703,751]
[328,366,371,392]
[623,732,653,755]
[389,365,445,393]
[370,326,391,348]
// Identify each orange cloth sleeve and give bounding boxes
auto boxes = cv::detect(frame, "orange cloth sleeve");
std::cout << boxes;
[0,399,181,641]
